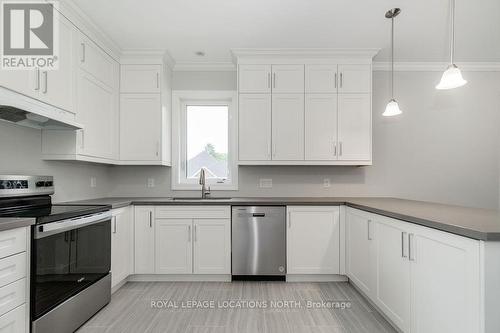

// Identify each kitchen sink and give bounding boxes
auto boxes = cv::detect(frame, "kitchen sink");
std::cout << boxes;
[172,197,232,201]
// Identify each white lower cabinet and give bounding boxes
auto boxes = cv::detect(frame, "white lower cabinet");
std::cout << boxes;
[155,219,193,274]
[287,206,340,274]
[346,209,376,297]
[193,219,231,274]
[346,207,481,333]
[111,207,133,288]
[375,217,411,332]
[134,206,155,274]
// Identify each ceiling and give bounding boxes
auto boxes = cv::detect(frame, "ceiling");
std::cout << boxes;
[73,0,500,65]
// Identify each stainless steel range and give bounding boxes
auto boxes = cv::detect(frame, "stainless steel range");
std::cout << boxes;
[0,175,112,333]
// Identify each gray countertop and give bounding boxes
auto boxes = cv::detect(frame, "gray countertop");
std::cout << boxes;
[0,217,35,232]
[60,196,500,241]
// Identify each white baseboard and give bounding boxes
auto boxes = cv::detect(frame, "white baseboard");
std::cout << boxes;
[111,279,128,294]
[286,274,348,282]
[128,274,232,282]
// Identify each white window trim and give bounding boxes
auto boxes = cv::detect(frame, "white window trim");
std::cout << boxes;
[171,90,238,191]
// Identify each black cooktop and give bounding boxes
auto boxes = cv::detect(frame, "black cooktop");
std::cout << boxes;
[0,196,110,225]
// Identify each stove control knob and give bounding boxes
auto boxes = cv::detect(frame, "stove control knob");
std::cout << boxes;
[15,182,23,189]
[36,181,45,188]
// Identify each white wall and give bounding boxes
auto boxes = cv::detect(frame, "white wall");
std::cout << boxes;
[0,122,111,203]
[107,69,500,209]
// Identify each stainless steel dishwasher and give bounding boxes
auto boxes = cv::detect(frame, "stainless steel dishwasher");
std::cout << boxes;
[231,206,286,280]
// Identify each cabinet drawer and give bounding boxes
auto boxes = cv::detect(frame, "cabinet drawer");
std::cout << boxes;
[0,228,26,260]
[0,279,25,317]
[155,206,231,219]
[0,304,26,333]
[0,254,26,288]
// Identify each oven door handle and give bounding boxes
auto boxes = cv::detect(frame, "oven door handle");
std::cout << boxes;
[34,211,112,239]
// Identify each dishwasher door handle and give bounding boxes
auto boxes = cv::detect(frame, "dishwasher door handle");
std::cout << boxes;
[252,213,265,217]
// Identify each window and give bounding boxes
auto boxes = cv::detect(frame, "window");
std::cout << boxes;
[172,91,238,190]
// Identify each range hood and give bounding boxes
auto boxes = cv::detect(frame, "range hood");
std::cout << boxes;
[0,87,83,130]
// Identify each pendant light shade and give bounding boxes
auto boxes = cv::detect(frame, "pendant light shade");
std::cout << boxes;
[437,0,467,90]
[383,8,402,117]
[436,64,467,90]
[383,99,403,117]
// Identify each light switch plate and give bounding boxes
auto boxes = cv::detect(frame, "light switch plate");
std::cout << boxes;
[90,177,97,188]
[259,178,273,188]
[147,178,155,188]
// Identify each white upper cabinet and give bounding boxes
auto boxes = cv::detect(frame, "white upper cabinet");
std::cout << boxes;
[76,69,117,159]
[272,94,304,160]
[238,64,271,93]
[338,64,371,93]
[238,94,272,161]
[120,94,162,162]
[39,15,76,113]
[305,94,338,160]
[235,51,375,165]
[78,34,115,89]
[120,65,161,93]
[338,94,371,161]
[287,206,340,274]
[305,64,338,93]
[271,65,304,93]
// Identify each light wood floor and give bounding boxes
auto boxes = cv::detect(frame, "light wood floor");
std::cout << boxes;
[77,281,396,333]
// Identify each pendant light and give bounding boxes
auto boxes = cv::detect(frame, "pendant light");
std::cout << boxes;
[383,8,402,117]
[436,0,467,89]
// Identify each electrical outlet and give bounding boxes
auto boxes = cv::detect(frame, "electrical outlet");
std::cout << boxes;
[259,178,273,188]
[90,177,97,188]
[323,178,331,188]
[147,178,155,188]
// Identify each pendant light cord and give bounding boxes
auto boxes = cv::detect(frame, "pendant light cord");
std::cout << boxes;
[450,0,455,64]
[391,15,395,99]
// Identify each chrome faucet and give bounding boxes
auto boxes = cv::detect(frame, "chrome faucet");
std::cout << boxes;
[199,168,211,199]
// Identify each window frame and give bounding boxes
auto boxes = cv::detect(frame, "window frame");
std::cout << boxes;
[172,90,238,191]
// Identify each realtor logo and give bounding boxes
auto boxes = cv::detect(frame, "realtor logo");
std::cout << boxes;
[1,1,59,70]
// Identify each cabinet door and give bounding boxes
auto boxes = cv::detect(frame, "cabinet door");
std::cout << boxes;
[287,207,340,274]
[78,34,115,88]
[111,207,132,288]
[305,64,338,93]
[375,218,411,333]
[338,64,371,93]
[272,94,304,160]
[238,64,271,93]
[238,94,271,161]
[0,67,36,98]
[410,227,480,333]
[134,206,155,274]
[346,209,376,297]
[120,94,161,161]
[41,15,76,113]
[120,65,161,93]
[193,219,231,274]
[338,94,371,161]
[76,70,116,159]
[155,219,192,274]
[272,65,304,93]
[305,94,338,160]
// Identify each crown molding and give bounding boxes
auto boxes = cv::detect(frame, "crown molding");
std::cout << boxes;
[373,62,500,72]
[173,62,236,72]
[59,0,121,61]
[120,49,176,68]
[231,48,380,63]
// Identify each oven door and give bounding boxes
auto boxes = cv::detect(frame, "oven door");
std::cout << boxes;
[31,212,111,320]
